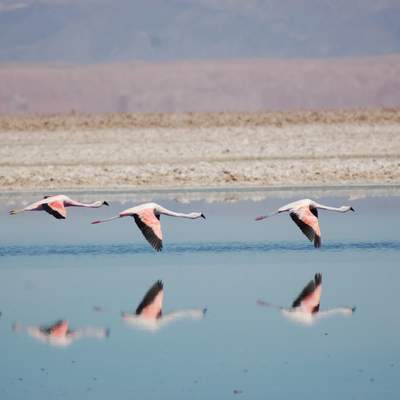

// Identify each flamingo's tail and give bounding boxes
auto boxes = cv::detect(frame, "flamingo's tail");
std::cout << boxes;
[9,209,24,215]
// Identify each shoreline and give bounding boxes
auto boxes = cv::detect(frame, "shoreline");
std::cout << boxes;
[2,184,399,207]
[1,109,399,192]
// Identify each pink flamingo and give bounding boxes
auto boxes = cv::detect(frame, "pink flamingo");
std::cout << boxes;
[255,199,354,247]
[122,280,207,331]
[9,194,109,220]
[12,319,109,347]
[257,273,356,325]
[92,202,205,251]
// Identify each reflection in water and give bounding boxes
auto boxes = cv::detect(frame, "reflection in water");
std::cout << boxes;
[122,280,206,331]
[12,319,110,347]
[258,273,356,326]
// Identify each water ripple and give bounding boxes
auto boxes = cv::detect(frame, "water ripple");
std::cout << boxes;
[0,241,399,257]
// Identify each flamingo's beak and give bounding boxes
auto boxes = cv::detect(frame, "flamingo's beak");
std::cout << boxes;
[103,201,109,206]
[350,207,355,212]
[201,213,206,219]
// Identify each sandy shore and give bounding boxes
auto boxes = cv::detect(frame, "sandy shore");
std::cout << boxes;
[1,109,399,191]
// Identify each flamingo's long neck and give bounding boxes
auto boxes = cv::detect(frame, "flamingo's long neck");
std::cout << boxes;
[313,203,346,212]
[68,200,102,208]
[157,207,196,219]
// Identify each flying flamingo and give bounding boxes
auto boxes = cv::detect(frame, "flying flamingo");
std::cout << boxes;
[121,280,207,331]
[9,194,109,220]
[12,319,109,347]
[255,199,354,247]
[91,202,205,251]
[257,273,356,325]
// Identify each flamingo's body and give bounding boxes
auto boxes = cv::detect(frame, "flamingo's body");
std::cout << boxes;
[92,202,205,251]
[255,199,354,247]
[257,273,355,325]
[122,280,206,331]
[9,194,109,220]
[12,319,109,347]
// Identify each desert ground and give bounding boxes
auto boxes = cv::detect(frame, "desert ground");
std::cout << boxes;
[0,109,399,192]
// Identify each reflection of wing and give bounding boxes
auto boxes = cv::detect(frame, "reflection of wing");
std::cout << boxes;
[292,273,322,313]
[14,323,108,347]
[136,280,163,319]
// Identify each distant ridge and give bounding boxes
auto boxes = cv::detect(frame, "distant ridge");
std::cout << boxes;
[1,56,399,114]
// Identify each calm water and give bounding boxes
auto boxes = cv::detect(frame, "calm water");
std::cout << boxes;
[0,190,399,399]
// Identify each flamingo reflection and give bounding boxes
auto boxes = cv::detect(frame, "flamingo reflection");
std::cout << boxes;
[257,273,355,325]
[12,319,109,347]
[122,280,207,331]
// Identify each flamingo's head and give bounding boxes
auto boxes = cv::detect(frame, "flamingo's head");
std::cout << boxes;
[341,206,355,212]
[190,212,206,219]
[92,201,109,207]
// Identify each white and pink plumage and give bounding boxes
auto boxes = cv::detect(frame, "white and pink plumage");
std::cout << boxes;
[122,280,207,331]
[12,319,109,347]
[9,194,109,220]
[257,273,356,325]
[255,198,354,248]
[92,202,205,251]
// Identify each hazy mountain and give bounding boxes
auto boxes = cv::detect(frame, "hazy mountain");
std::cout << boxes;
[0,0,399,62]
[1,56,399,113]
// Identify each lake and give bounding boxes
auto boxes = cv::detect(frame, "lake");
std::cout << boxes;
[0,187,399,399]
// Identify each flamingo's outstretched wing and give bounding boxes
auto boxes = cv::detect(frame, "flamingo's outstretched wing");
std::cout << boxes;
[290,206,321,248]
[292,273,322,313]
[136,280,164,319]
[134,209,163,251]
[42,201,67,219]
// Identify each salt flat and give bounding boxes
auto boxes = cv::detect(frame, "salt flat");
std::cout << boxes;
[0,109,399,191]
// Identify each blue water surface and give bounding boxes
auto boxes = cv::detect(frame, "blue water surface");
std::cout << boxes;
[0,191,399,399]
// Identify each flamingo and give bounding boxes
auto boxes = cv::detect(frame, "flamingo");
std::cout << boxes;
[255,199,354,248]
[121,280,207,331]
[91,202,205,251]
[9,194,109,220]
[12,319,109,347]
[257,273,356,325]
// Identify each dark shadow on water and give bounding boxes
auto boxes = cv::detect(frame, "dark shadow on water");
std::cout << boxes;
[1,241,399,257]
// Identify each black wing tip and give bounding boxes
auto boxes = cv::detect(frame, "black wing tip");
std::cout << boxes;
[135,280,164,315]
[155,280,163,289]
[154,242,163,252]
[314,235,321,248]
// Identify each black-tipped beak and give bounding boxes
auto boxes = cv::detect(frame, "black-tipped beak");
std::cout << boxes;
[350,207,355,212]
[103,201,109,206]
[201,213,206,219]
